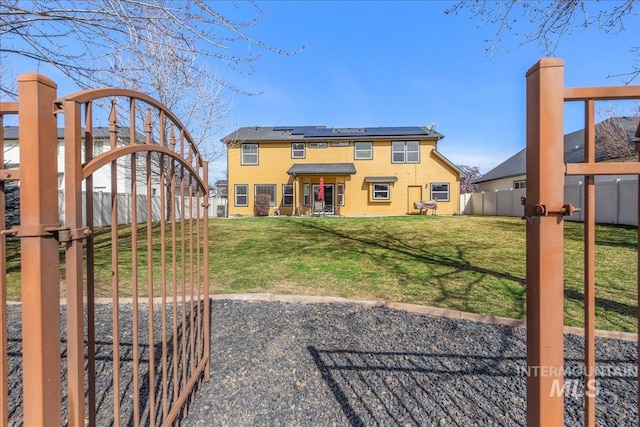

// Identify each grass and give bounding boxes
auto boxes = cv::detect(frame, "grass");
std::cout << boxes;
[210,215,638,333]
[4,215,638,332]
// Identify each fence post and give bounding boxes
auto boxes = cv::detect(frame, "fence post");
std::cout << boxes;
[63,96,86,427]
[510,189,514,217]
[525,58,566,426]
[616,178,621,225]
[17,73,62,426]
[577,181,584,222]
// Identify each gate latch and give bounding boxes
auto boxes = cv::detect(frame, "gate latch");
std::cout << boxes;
[520,197,580,218]
[45,226,92,243]
[2,225,92,242]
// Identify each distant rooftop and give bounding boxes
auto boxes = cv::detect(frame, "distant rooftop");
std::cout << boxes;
[476,116,640,183]
[3,126,137,140]
[221,125,444,143]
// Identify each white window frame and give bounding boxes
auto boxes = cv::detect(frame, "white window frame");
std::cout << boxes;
[513,180,526,190]
[331,141,349,147]
[234,184,248,206]
[282,184,294,206]
[309,142,327,148]
[255,184,276,207]
[337,183,345,206]
[241,143,258,165]
[93,140,106,157]
[392,141,405,163]
[406,140,420,163]
[303,183,310,206]
[372,183,390,200]
[355,141,373,160]
[292,143,305,159]
[430,182,450,202]
[392,140,420,164]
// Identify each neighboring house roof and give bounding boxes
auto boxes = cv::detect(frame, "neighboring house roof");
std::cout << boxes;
[476,116,640,184]
[3,126,64,140]
[3,126,139,141]
[475,150,525,183]
[221,125,444,143]
[286,163,357,175]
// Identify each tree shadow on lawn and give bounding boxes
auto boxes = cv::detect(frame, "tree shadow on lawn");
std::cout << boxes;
[291,220,526,318]
[564,222,637,250]
[564,287,637,331]
[292,220,635,324]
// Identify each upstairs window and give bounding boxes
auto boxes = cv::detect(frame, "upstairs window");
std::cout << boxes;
[354,141,373,160]
[392,141,420,163]
[513,180,526,189]
[241,143,258,165]
[292,143,305,158]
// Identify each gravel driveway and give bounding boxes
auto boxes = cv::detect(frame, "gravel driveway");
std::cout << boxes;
[184,300,637,427]
[5,299,637,426]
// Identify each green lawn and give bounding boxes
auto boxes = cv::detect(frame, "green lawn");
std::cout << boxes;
[5,215,638,332]
[207,215,637,333]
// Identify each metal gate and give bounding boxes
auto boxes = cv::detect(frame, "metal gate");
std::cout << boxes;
[525,59,640,426]
[0,73,210,426]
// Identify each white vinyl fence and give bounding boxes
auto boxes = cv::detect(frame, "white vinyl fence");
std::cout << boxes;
[57,191,228,226]
[461,178,638,226]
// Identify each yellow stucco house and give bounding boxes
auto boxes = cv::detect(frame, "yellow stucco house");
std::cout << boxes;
[221,125,460,216]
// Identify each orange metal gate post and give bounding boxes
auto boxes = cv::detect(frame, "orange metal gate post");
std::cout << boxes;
[17,74,63,425]
[526,59,640,426]
[63,96,87,427]
[525,59,566,426]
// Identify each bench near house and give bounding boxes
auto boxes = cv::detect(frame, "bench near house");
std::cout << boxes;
[222,125,461,217]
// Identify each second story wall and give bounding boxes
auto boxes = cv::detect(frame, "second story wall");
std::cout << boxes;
[225,127,461,217]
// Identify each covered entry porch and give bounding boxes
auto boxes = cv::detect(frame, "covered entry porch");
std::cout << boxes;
[287,163,356,216]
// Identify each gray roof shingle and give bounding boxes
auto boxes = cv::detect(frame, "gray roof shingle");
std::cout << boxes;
[3,126,137,140]
[222,126,444,143]
[476,117,639,183]
[286,163,357,175]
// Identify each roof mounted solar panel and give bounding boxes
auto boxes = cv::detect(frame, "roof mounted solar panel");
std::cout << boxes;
[333,128,365,134]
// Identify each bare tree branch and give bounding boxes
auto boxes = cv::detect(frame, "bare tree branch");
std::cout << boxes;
[446,0,638,83]
[596,109,640,160]
[0,0,304,98]
[1,0,304,183]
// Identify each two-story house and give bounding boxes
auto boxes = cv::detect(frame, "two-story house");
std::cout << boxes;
[222,125,461,216]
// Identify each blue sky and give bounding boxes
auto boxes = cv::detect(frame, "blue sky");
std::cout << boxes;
[3,1,638,180]
[212,1,639,178]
